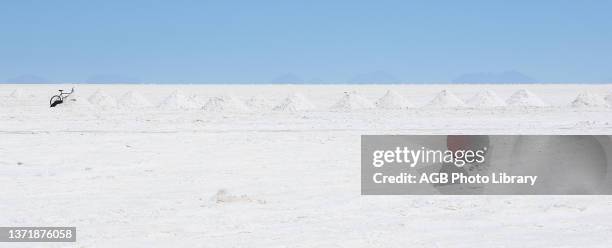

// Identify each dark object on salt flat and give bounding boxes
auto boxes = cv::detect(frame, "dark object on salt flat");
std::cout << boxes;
[49,87,74,107]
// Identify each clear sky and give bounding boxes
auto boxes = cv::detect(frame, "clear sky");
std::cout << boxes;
[1,0,611,83]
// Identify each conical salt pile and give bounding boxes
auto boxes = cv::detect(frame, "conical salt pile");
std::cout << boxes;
[9,89,24,99]
[425,90,466,108]
[202,95,249,112]
[506,89,548,107]
[118,91,153,108]
[606,93,612,105]
[189,95,204,106]
[330,91,374,111]
[246,95,273,111]
[375,90,412,109]
[88,89,117,107]
[467,90,505,108]
[158,90,199,110]
[0,89,23,106]
[273,93,316,112]
[571,92,609,108]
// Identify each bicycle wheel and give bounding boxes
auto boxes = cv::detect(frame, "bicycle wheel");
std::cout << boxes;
[49,95,63,107]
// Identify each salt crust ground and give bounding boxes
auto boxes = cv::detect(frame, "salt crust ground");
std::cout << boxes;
[1,84,612,247]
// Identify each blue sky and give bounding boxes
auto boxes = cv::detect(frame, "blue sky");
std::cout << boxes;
[1,0,611,83]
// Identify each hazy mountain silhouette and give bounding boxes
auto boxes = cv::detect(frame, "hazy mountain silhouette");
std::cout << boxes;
[270,73,304,83]
[86,74,141,84]
[6,74,50,83]
[309,78,325,83]
[453,70,537,83]
[349,71,400,84]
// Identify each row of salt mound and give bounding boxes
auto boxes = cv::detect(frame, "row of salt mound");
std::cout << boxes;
[383,89,548,108]
[147,89,612,110]
[78,90,309,111]
[571,92,610,108]
[2,89,35,101]
[159,91,315,112]
[74,89,546,110]
[86,90,154,108]
[51,88,612,110]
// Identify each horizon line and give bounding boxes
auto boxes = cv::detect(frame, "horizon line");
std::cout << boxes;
[2,82,612,85]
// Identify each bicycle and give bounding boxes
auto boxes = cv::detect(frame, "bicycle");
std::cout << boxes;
[49,87,74,107]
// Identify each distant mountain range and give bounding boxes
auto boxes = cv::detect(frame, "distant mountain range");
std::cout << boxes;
[348,71,400,84]
[452,71,537,84]
[5,71,610,84]
[270,73,304,83]
[5,75,50,83]
[86,74,141,84]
